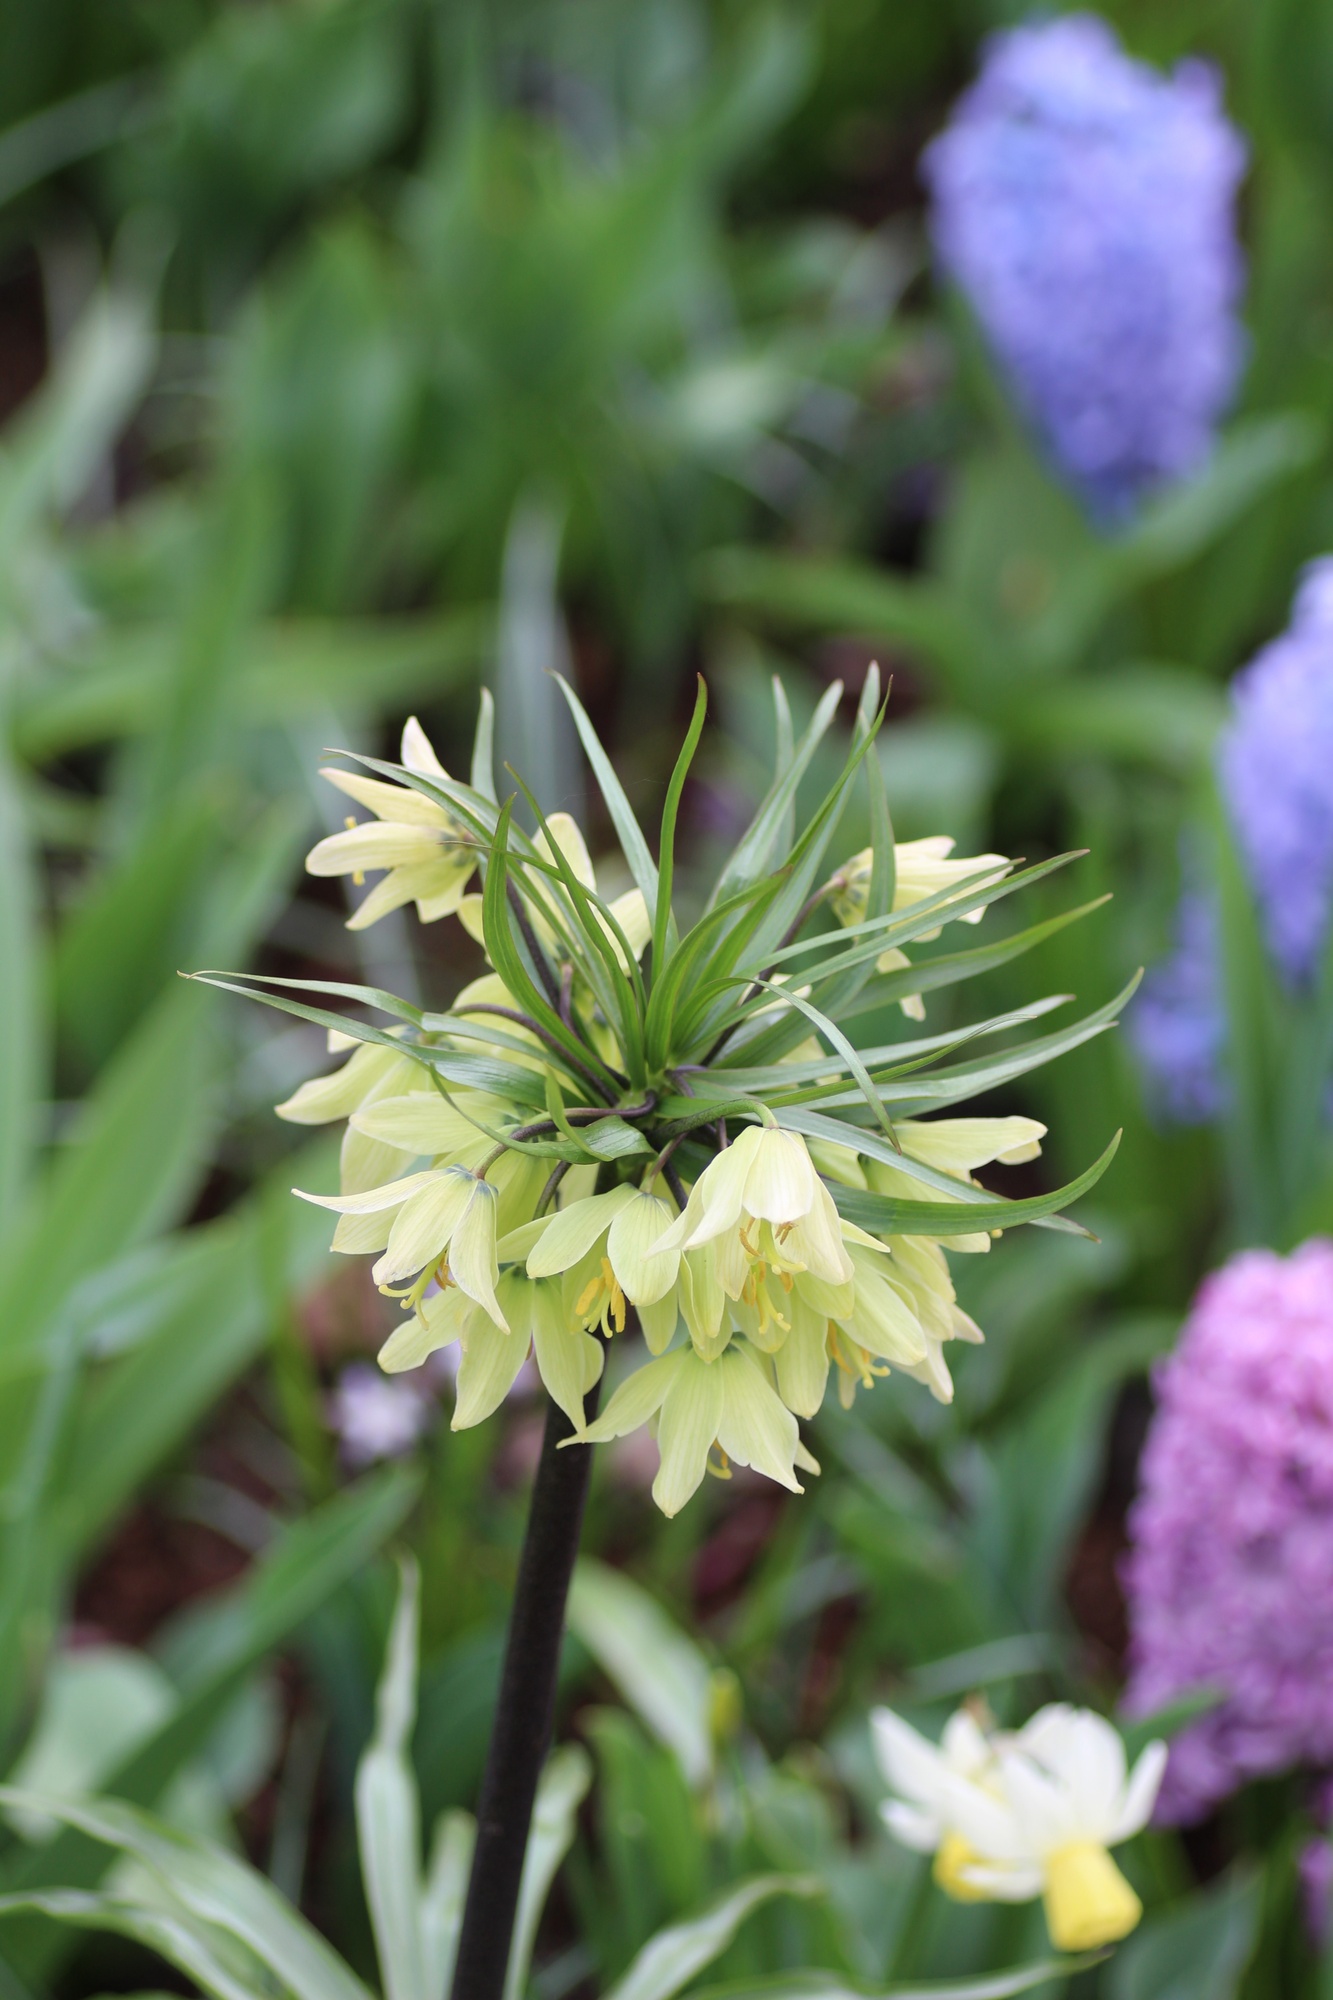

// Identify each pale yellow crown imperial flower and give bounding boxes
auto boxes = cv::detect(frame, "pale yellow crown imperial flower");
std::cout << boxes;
[275,1030,433,1197]
[874,1701,1166,1953]
[297,1161,517,1329]
[305,717,477,931]
[380,1271,604,1436]
[830,836,1011,1018]
[565,1339,819,1517]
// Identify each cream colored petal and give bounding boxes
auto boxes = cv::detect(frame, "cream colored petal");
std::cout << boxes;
[275,1041,409,1125]
[846,1264,927,1364]
[340,1125,416,1199]
[680,1130,762,1248]
[536,812,596,889]
[456,893,487,945]
[379,1286,472,1373]
[899,1117,1047,1175]
[716,1345,802,1493]
[526,1187,635,1278]
[401,715,447,777]
[414,860,477,924]
[574,1351,685,1443]
[307,822,443,876]
[607,888,651,962]
[374,1168,476,1285]
[321,767,449,828]
[351,1092,495,1160]
[638,1290,680,1356]
[332,1208,395,1255]
[653,1354,726,1517]
[295,1170,435,1215]
[783,1178,853,1284]
[773,1294,830,1420]
[347,864,449,932]
[531,1279,601,1430]
[741,1128,817,1224]
[448,1180,506,1329]
[453,1282,531,1429]
[680,1244,725,1348]
[607,1192,679,1304]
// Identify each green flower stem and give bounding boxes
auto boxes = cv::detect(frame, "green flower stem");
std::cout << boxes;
[448,1357,607,2000]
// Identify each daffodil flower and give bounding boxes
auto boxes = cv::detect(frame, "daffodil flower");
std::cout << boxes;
[567,1339,818,1517]
[875,1701,1166,1953]
[306,717,477,931]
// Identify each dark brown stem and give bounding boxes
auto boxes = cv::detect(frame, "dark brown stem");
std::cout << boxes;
[455,1002,615,1104]
[507,882,563,1009]
[447,1366,607,2000]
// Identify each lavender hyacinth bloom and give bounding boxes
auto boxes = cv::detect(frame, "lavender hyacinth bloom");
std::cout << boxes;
[924,14,1246,514]
[1124,1240,1333,1821]
[1129,892,1227,1124]
[1220,558,1333,985]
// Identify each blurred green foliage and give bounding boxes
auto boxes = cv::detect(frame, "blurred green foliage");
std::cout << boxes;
[0,0,1331,1995]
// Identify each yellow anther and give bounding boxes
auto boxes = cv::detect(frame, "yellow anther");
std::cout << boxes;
[705,1444,733,1481]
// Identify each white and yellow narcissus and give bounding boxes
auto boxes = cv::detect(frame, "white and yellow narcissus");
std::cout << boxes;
[306,717,478,930]
[874,1702,1166,1952]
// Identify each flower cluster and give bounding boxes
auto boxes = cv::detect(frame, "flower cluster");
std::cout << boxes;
[924,13,1246,515]
[875,1700,1164,1951]
[230,682,1117,1518]
[1124,1238,1333,1821]
[1134,559,1333,1121]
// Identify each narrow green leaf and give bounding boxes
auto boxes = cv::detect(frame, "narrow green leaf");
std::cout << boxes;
[568,1560,715,1787]
[603,1876,821,2000]
[553,675,660,910]
[829,1132,1121,1238]
[356,1559,427,2000]
[503,1747,592,2000]
[652,676,708,983]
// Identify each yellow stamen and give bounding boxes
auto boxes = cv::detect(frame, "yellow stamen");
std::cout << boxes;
[705,1444,732,1481]
[575,1258,625,1336]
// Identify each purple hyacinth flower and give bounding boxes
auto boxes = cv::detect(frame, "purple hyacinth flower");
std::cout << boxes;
[1220,558,1333,986]
[1124,1239,1333,1821]
[924,13,1246,514]
[1129,892,1227,1124]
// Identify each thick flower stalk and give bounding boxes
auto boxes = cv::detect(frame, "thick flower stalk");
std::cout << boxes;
[1124,1238,1333,1822]
[201,676,1123,2000]
[874,1701,1165,1952]
[924,13,1245,515]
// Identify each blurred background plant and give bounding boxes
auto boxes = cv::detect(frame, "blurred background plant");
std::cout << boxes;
[3,0,1333,1993]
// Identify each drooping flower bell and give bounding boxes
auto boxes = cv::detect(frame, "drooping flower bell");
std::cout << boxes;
[207,674,1123,1514]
